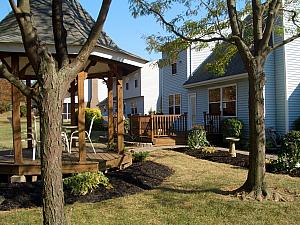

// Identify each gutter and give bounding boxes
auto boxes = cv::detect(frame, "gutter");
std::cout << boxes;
[183,73,248,88]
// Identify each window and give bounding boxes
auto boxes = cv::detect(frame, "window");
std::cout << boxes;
[171,63,177,75]
[131,100,137,115]
[169,94,181,114]
[134,79,138,88]
[126,82,129,90]
[209,85,236,116]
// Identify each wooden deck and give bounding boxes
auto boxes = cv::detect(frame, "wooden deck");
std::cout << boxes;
[0,145,132,176]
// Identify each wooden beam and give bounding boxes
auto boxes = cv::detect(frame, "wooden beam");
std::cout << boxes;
[11,56,22,164]
[70,80,76,147]
[107,76,114,145]
[116,72,124,154]
[26,80,32,149]
[78,72,87,162]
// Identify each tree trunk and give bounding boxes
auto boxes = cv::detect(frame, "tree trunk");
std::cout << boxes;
[37,55,66,224]
[240,60,268,199]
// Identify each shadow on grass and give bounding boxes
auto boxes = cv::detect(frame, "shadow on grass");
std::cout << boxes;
[155,186,234,196]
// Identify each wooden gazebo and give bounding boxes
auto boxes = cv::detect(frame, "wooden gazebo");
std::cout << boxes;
[0,0,147,177]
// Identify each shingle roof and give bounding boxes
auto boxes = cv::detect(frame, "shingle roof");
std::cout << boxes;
[0,0,145,61]
[184,51,247,86]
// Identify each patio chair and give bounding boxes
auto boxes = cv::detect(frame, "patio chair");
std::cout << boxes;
[69,115,96,153]
[7,116,39,160]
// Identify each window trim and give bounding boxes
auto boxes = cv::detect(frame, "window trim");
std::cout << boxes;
[125,82,129,90]
[171,63,177,75]
[134,79,138,88]
[168,93,181,115]
[208,84,237,117]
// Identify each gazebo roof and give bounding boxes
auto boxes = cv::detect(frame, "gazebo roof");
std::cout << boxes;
[0,0,147,76]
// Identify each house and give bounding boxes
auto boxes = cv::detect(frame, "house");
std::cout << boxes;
[160,30,300,136]
[98,61,159,116]
[158,45,212,128]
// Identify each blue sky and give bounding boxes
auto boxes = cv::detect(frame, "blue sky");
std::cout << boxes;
[0,1,163,60]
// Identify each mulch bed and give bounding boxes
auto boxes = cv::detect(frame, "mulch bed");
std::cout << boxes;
[174,147,300,178]
[0,161,174,211]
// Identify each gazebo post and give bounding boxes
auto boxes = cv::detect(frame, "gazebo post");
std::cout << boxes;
[78,72,87,161]
[26,79,32,149]
[107,75,114,145]
[70,80,76,147]
[116,72,124,154]
[11,56,22,164]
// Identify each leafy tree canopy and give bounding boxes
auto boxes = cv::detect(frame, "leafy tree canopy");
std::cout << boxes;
[129,0,300,74]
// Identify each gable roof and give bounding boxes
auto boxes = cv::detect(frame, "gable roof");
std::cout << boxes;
[0,0,145,61]
[184,50,247,87]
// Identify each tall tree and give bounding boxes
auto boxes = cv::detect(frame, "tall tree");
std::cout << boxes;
[129,0,300,200]
[0,0,112,224]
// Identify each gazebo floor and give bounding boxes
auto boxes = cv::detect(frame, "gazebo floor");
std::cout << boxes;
[0,145,132,176]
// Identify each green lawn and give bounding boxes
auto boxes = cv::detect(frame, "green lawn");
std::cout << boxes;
[0,150,299,225]
[0,112,29,149]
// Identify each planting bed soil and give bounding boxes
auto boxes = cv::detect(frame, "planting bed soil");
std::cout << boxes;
[0,161,174,211]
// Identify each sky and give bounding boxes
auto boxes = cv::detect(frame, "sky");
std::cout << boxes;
[0,0,163,61]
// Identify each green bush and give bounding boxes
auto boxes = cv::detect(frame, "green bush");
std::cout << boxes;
[222,118,243,138]
[273,131,300,171]
[133,151,149,162]
[106,142,116,151]
[63,172,112,196]
[20,105,27,117]
[293,117,300,131]
[187,125,210,150]
[0,102,11,114]
[75,108,103,131]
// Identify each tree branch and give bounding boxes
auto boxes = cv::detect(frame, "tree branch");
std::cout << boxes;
[143,1,227,43]
[52,0,69,69]
[260,0,281,52]
[0,60,37,100]
[68,0,112,79]
[227,0,242,37]
[271,32,300,51]
[9,0,42,74]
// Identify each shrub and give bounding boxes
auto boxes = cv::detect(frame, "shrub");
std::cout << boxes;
[187,125,210,150]
[124,118,129,134]
[20,105,27,117]
[0,102,11,114]
[63,172,112,196]
[133,151,149,162]
[273,131,300,171]
[293,117,300,131]
[222,118,243,138]
[106,142,116,151]
[75,108,103,131]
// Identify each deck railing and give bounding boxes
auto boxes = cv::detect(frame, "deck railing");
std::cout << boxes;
[127,114,188,142]
[203,112,221,134]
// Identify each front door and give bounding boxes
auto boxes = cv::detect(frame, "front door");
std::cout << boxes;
[188,93,197,129]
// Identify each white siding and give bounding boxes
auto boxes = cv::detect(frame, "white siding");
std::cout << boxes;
[284,11,300,130]
[141,62,160,114]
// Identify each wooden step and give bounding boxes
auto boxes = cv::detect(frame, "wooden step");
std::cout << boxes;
[153,136,186,146]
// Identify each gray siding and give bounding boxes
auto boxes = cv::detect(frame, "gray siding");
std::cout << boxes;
[264,52,276,128]
[187,78,249,134]
[274,35,288,134]
[161,50,189,114]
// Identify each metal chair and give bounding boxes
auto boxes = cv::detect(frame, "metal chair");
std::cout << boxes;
[69,115,96,153]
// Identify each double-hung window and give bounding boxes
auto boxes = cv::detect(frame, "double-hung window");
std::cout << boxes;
[209,85,236,116]
[169,94,181,114]
[131,100,137,115]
